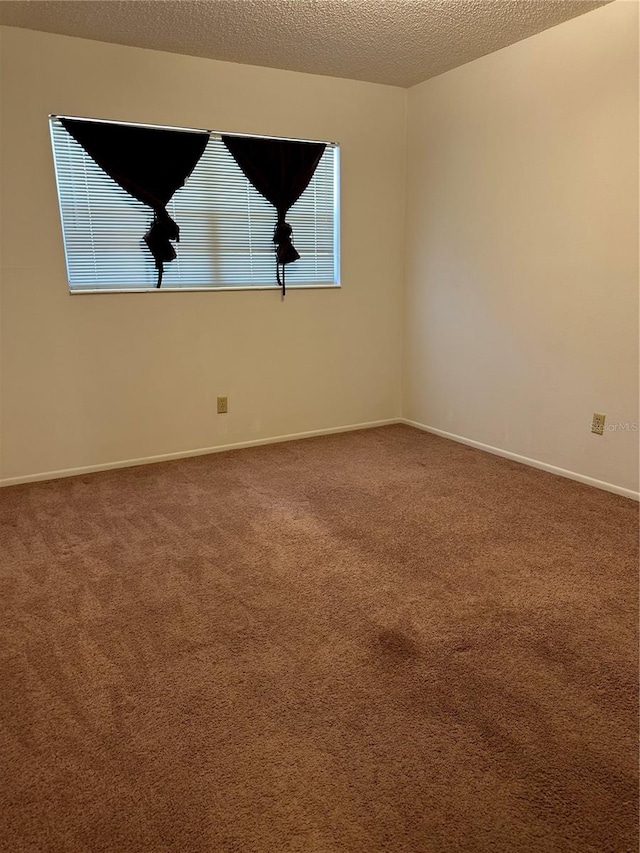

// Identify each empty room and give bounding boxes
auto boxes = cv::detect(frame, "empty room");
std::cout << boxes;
[0,1,638,851]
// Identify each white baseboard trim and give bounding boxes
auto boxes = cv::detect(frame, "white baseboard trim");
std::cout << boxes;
[0,418,401,488]
[401,419,639,502]
[4,417,637,501]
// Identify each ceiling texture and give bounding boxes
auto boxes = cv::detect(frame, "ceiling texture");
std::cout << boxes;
[0,0,611,88]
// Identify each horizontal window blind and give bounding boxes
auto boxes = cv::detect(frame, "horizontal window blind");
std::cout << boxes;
[50,118,339,291]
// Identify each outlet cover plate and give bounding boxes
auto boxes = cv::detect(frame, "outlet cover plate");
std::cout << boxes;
[591,412,606,435]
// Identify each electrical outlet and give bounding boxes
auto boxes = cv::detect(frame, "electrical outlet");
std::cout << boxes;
[591,412,606,436]
[217,396,228,414]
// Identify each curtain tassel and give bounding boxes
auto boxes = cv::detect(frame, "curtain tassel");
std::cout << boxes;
[273,220,299,296]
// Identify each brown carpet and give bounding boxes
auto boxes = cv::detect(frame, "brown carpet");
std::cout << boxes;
[0,424,637,853]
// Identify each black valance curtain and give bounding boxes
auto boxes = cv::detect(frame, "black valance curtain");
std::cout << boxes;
[221,135,326,294]
[60,118,209,287]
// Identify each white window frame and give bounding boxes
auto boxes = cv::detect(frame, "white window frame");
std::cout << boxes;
[49,115,341,294]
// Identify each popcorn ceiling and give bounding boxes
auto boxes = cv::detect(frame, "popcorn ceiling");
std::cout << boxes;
[0,0,610,88]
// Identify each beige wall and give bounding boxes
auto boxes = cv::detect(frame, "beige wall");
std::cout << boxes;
[2,4,638,494]
[0,27,406,481]
[404,0,639,493]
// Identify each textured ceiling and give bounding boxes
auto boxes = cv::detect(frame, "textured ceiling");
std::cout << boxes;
[0,0,611,88]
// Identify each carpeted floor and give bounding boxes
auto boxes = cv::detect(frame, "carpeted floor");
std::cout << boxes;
[0,424,637,853]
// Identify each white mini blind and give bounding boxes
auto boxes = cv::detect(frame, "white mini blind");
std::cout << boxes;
[50,118,340,291]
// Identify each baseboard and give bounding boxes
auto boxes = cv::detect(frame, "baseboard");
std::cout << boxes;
[401,419,639,502]
[0,418,401,488]
[4,418,637,501]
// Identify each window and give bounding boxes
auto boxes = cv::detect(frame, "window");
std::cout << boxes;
[49,117,340,292]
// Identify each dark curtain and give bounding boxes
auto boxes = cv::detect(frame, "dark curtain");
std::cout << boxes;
[222,135,326,294]
[60,118,209,287]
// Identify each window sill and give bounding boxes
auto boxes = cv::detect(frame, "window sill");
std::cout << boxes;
[68,283,341,295]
